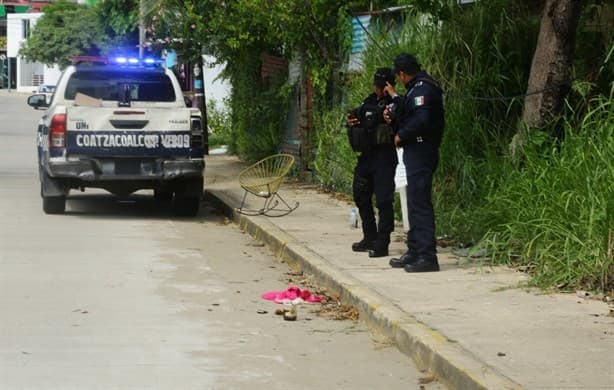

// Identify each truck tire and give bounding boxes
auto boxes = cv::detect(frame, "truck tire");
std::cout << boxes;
[43,196,66,214]
[172,177,202,216]
[173,196,199,216]
[154,189,174,202]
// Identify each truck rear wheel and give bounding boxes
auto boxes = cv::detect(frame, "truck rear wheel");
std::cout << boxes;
[43,196,66,214]
[154,189,174,202]
[173,196,199,216]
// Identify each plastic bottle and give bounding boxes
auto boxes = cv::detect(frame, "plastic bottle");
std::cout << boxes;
[349,208,358,229]
[283,303,297,321]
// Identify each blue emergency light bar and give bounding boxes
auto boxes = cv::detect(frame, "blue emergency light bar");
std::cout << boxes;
[69,56,164,67]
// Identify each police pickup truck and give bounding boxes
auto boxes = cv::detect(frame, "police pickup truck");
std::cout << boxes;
[27,56,206,216]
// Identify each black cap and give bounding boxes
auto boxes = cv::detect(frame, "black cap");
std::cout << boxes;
[393,53,420,75]
[373,67,395,87]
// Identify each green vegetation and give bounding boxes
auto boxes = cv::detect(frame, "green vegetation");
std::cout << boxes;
[207,99,232,149]
[19,1,102,68]
[20,0,138,68]
[148,0,363,161]
[482,90,613,291]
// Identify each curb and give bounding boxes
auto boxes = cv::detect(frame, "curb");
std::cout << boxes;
[205,189,523,390]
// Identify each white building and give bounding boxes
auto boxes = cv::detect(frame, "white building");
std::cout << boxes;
[7,12,60,92]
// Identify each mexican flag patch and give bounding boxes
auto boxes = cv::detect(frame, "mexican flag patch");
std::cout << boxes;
[414,96,425,106]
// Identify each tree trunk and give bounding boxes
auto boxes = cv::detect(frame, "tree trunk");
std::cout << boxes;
[512,0,583,154]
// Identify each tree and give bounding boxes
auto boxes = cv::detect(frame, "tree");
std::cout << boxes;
[94,0,140,53]
[512,0,584,153]
[20,0,140,68]
[20,1,102,68]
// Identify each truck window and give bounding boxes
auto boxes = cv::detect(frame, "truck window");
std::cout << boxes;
[64,71,176,102]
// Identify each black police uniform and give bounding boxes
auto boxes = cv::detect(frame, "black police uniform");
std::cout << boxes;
[393,71,444,269]
[351,93,398,256]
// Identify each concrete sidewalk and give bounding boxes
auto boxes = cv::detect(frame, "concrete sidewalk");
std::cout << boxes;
[205,154,613,390]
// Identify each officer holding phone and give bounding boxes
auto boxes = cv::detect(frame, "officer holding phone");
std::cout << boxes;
[347,68,398,258]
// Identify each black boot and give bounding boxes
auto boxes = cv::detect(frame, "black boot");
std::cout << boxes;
[352,237,376,252]
[368,241,389,258]
[389,250,417,268]
[404,256,440,273]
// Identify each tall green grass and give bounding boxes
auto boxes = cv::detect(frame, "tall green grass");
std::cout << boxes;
[311,106,356,193]
[482,90,614,291]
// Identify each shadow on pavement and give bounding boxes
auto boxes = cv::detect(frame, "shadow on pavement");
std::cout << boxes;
[64,192,222,222]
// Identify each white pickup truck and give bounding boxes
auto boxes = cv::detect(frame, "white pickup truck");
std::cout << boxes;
[27,56,206,216]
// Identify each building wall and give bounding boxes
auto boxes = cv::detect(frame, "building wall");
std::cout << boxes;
[7,12,59,92]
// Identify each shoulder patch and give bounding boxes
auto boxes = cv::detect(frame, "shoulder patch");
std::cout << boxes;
[416,81,423,87]
[414,96,425,106]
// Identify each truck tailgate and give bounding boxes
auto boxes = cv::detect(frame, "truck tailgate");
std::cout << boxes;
[65,107,193,157]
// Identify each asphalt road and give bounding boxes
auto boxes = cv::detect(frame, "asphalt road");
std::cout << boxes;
[0,92,443,389]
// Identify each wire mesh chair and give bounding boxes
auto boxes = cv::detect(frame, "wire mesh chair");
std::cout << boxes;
[237,154,299,217]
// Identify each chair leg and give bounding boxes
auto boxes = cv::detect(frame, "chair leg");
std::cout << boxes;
[260,196,272,215]
[262,193,299,217]
[236,189,298,217]
[236,190,265,216]
[238,190,248,211]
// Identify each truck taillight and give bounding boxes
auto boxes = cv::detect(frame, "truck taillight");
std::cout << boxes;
[49,114,66,148]
[190,117,203,148]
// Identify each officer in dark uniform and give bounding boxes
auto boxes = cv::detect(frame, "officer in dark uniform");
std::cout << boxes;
[347,68,398,258]
[383,53,444,272]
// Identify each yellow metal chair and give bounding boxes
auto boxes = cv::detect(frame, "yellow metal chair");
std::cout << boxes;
[237,154,299,217]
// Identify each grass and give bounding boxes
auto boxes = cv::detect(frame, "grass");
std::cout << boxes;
[481,90,614,291]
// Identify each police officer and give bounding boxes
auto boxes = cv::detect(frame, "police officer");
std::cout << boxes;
[383,53,444,272]
[347,68,398,258]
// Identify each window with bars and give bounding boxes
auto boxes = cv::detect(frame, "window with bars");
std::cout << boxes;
[21,19,29,39]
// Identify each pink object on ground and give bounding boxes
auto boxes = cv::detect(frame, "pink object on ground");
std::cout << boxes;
[262,286,323,304]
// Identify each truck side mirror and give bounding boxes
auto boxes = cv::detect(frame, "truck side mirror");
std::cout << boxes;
[184,96,192,108]
[27,94,49,110]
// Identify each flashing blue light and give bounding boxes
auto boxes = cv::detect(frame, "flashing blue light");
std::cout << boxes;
[113,55,161,67]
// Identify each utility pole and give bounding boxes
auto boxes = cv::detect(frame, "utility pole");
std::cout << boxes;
[138,0,145,58]
[0,55,6,90]
[7,56,11,93]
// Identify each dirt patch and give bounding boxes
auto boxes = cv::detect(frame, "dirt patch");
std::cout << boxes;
[314,300,360,321]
